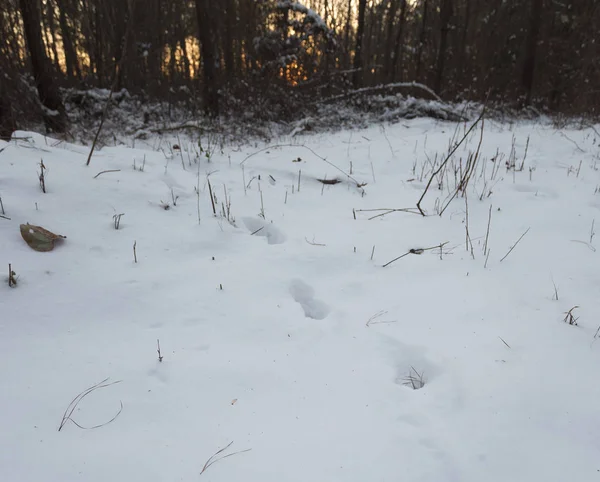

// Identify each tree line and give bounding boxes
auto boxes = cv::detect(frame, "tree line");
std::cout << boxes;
[1,0,598,137]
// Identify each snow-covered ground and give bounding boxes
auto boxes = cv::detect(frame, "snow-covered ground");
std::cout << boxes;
[1,119,600,481]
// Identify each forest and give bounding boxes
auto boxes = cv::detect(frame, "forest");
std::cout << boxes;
[1,0,599,137]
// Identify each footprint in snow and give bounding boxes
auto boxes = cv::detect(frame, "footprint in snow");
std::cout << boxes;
[242,217,286,245]
[289,279,330,320]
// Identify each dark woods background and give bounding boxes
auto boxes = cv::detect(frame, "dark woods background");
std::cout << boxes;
[1,0,599,137]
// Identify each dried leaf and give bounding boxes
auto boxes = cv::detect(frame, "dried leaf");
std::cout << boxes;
[20,223,66,252]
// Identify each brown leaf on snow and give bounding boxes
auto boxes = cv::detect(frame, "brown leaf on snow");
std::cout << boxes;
[20,223,66,252]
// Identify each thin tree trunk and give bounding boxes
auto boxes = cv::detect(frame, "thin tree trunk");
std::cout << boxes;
[352,0,367,87]
[195,0,219,116]
[344,0,352,68]
[457,0,471,88]
[57,0,81,81]
[94,1,104,85]
[434,0,452,94]
[415,0,428,81]
[46,1,62,74]
[18,0,67,133]
[383,0,399,81]
[179,34,191,82]
[224,0,235,77]
[391,0,407,82]
[522,0,543,105]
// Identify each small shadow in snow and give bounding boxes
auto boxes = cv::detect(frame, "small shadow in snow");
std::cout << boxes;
[289,279,330,320]
[242,217,286,245]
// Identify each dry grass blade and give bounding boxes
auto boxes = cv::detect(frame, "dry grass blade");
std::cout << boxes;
[305,237,326,246]
[416,110,485,215]
[354,207,421,220]
[240,144,364,190]
[500,227,530,262]
[366,310,397,327]
[563,306,579,326]
[68,401,124,430]
[58,378,123,431]
[200,441,251,476]
[402,367,425,390]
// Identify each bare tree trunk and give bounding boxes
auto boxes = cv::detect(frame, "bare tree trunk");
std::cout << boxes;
[343,0,352,68]
[195,0,219,116]
[415,0,428,81]
[522,0,543,105]
[57,0,81,81]
[45,1,62,75]
[352,0,367,87]
[224,0,236,78]
[179,34,191,82]
[18,0,67,133]
[383,0,398,82]
[0,77,16,139]
[457,0,471,88]
[93,1,104,85]
[434,0,452,94]
[391,0,407,82]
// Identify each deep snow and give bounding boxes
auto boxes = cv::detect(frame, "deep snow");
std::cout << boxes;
[1,119,600,481]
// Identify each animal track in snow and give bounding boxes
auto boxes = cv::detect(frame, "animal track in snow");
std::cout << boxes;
[289,279,330,320]
[242,217,286,245]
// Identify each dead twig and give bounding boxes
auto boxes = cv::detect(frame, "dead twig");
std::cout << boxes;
[157,339,163,362]
[354,207,421,220]
[382,242,448,268]
[499,228,530,262]
[305,236,326,246]
[483,204,492,256]
[85,1,135,166]
[416,110,485,215]
[8,263,16,287]
[94,169,121,179]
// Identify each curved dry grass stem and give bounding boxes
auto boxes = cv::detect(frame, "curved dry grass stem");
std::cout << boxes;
[200,441,252,476]
[240,144,364,191]
[58,378,123,432]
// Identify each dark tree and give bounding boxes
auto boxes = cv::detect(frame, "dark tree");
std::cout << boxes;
[353,0,367,87]
[18,0,66,133]
[195,0,219,116]
[434,0,453,94]
[522,0,543,105]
